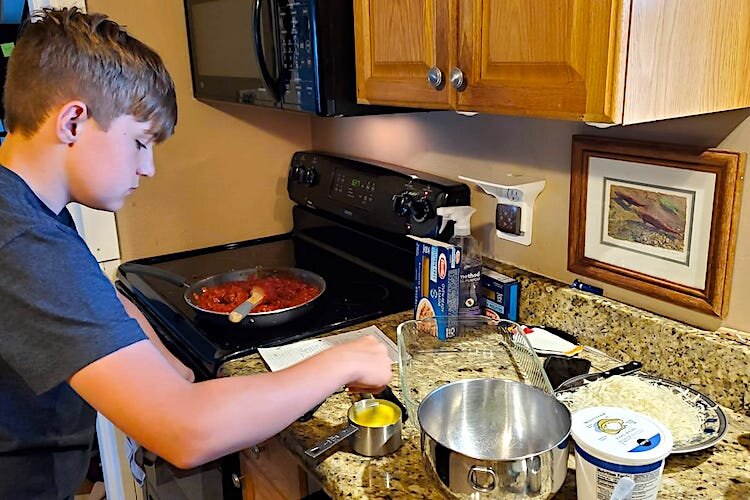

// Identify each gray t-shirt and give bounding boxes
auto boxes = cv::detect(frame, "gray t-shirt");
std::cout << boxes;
[0,165,147,499]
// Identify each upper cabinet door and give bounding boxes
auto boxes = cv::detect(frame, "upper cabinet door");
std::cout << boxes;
[354,0,452,109]
[455,0,626,122]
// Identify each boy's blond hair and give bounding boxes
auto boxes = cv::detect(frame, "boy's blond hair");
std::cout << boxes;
[3,8,176,142]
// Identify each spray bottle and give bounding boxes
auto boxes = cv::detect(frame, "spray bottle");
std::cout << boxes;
[437,206,481,316]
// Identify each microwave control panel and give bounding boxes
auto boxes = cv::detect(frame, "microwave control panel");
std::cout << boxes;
[279,0,316,112]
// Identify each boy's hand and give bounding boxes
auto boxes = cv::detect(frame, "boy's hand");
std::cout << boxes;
[179,365,196,383]
[324,335,393,392]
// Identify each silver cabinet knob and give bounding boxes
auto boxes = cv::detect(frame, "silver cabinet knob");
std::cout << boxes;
[231,473,243,489]
[450,67,466,90]
[427,66,443,89]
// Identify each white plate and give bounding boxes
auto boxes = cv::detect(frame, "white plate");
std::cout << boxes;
[557,373,728,454]
[636,374,728,453]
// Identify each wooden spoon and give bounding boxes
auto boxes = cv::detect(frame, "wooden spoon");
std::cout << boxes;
[228,287,265,323]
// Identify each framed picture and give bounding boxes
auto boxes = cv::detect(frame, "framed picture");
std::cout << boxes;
[569,136,745,317]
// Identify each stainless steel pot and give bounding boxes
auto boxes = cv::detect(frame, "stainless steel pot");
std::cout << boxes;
[304,399,402,459]
[418,379,571,499]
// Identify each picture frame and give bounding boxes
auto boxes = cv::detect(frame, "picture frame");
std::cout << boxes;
[568,135,745,317]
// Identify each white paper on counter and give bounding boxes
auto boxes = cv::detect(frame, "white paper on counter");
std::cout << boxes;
[524,326,580,356]
[258,325,399,372]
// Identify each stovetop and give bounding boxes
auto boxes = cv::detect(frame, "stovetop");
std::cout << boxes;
[117,152,470,380]
[116,211,415,378]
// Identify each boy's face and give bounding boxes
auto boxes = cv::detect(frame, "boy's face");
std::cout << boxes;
[67,114,156,211]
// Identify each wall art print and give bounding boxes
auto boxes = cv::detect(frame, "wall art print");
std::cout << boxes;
[568,136,745,317]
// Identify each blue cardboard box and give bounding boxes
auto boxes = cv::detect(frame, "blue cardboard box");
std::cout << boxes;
[410,236,460,340]
[480,268,519,322]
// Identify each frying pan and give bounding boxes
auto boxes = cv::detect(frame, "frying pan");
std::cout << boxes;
[119,263,326,327]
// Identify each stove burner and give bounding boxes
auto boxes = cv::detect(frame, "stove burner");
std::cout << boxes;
[329,282,390,307]
[116,213,416,377]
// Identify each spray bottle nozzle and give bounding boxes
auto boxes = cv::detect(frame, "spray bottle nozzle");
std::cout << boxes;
[436,206,476,236]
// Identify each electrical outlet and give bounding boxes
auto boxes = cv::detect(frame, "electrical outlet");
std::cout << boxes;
[496,204,522,235]
[459,174,545,246]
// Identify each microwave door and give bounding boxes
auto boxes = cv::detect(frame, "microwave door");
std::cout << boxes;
[184,0,278,106]
[253,0,282,103]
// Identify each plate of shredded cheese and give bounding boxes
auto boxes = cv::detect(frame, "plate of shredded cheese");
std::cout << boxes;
[556,373,727,453]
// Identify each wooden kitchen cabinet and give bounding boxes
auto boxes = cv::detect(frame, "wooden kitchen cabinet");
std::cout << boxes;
[354,0,750,124]
[354,0,452,109]
[239,438,310,500]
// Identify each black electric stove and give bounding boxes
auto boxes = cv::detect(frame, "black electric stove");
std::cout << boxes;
[117,152,470,380]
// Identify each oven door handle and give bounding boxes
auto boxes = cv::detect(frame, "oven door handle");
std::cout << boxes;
[254,0,280,103]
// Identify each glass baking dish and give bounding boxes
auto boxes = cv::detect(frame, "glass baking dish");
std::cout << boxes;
[397,316,552,426]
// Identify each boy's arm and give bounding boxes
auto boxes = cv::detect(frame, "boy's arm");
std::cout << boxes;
[116,290,195,382]
[68,335,392,469]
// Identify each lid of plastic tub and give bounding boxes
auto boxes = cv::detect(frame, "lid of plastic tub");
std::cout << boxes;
[571,407,673,466]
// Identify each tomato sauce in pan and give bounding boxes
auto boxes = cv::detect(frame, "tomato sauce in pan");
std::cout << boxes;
[193,275,320,314]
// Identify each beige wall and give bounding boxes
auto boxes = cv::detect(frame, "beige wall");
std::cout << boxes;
[310,110,750,332]
[88,0,312,260]
[86,1,749,331]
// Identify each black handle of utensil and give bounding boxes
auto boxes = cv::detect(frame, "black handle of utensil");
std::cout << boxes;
[603,360,643,377]
[119,263,191,288]
[375,386,409,423]
[555,360,643,392]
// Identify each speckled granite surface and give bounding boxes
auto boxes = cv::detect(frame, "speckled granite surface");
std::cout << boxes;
[220,312,750,499]
[479,259,750,416]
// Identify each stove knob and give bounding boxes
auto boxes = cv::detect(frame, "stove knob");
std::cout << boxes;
[292,164,306,183]
[410,196,434,223]
[302,167,318,186]
[392,192,414,217]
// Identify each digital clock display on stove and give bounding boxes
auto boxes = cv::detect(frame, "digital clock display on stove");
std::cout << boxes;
[330,169,376,209]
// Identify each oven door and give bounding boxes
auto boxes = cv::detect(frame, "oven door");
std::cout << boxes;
[184,0,282,106]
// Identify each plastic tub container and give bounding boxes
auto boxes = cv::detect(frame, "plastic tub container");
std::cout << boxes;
[571,406,674,500]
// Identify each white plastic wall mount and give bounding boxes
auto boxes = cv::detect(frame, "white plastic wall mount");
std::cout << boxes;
[459,174,545,246]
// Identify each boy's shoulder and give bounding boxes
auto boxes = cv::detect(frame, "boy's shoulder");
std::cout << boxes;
[0,166,75,250]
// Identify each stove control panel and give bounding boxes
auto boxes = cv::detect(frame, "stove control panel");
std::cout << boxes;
[288,151,470,237]
[392,189,434,223]
[292,162,319,186]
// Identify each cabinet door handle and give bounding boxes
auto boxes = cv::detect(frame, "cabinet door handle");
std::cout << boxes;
[231,473,244,489]
[427,66,443,89]
[450,67,466,90]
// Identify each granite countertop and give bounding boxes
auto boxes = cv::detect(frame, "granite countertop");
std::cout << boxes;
[219,311,750,499]
[483,260,750,416]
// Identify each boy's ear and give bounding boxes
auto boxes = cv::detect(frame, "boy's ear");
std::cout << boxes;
[56,101,89,146]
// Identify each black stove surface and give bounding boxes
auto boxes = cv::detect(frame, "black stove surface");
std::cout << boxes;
[117,231,413,378]
[116,150,472,380]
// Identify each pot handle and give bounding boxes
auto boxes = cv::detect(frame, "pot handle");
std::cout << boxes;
[468,465,497,493]
[119,263,191,288]
[304,424,359,459]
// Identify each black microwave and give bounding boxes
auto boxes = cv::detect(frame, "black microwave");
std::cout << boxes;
[183,0,401,117]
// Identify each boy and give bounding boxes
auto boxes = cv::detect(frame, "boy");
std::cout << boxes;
[0,8,393,499]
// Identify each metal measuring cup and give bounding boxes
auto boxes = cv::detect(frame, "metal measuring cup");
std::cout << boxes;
[304,398,403,459]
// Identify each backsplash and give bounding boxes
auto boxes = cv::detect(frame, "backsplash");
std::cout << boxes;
[310,110,750,332]
[484,258,750,416]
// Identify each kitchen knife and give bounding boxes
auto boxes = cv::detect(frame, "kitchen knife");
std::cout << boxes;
[554,360,643,392]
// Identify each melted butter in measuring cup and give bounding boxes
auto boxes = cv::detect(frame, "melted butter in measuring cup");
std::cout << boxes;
[351,400,400,427]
